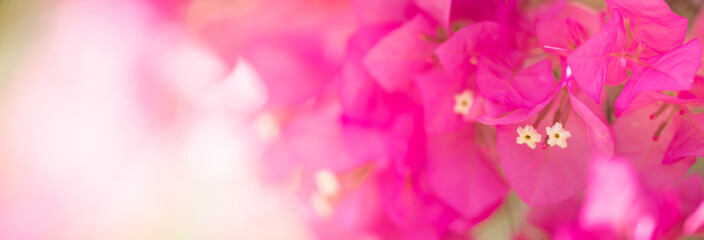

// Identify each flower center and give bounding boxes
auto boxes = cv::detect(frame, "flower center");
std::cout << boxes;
[453,90,474,117]
[516,125,542,149]
[310,170,340,218]
[546,122,571,149]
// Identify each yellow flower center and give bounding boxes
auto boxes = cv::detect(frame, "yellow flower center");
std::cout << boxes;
[453,90,474,117]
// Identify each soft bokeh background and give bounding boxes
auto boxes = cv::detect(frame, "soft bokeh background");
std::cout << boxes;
[0,0,703,239]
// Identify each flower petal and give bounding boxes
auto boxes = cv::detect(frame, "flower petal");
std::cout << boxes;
[424,126,508,222]
[606,0,688,54]
[497,110,592,206]
[364,15,439,92]
[566,12,620,103]
[477,58,554,108]
[413,67,472,134]
[568,90,614,159]
[435,21,516,78]
[663,113,704,164]
[615,39,702,112]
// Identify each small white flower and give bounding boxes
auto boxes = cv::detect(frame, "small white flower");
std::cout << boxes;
[516,125,542,149]
[546,122,572,149]
[310,192,333,218]
[453,90,474,116]
[315,170,340,198]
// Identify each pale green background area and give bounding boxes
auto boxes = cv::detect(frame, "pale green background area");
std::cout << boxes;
[471,192,538,240]
[688,157,704,175]
[0,0,44,90]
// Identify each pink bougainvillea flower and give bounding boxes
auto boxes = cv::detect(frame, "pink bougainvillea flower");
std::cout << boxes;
[333,15,516,238]
[493,69,614,206]
[418,21,528,130]
[496,91,594,206]
[431,7,615,207]
[567,1,701,110]
[435,20,560,125]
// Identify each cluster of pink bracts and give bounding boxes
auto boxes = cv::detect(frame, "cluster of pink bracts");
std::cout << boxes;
[196,0,704,239]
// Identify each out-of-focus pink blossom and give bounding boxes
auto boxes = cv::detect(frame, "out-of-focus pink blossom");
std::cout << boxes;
[580,159,702,239]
